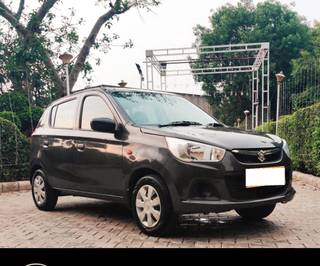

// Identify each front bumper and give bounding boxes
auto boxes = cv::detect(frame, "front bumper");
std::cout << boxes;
[177,187,296,214]
[163,150,295,214]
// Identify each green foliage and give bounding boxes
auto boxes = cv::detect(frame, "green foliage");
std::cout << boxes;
[0,91,29,115]
[0,112,22,130]
[257,103,320,176]
[0,118,30,182]
[291,86,319,112]
[19,106,44,135]
[256,120,276,135]
[290,23,320,110]
[0,91,43,135]
[0,0,161,101]
[193,0,312,125]
[312,119,320,175]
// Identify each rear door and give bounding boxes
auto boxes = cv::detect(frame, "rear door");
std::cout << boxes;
[72,92,124,197]
[42,97,80,190]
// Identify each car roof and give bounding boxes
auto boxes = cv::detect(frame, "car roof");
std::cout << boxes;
[83,85,176,95]
[48,85,177,107]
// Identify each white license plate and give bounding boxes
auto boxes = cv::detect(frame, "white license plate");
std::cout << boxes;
[245,167,286,188]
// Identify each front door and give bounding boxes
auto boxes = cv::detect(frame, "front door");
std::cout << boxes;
[72,94,124,197]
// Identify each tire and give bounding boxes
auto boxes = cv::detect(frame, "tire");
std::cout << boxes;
[236,204,276,221]
[31,169,58,211]
[131,175,177,236]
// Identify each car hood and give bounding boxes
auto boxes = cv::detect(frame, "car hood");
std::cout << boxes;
[140,126,283,150]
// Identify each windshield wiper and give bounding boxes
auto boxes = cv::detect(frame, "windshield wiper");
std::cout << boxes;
[159,121,203,128]
[206,122,224,128]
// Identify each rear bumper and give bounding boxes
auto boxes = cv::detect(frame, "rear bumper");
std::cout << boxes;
[175,187,296,214]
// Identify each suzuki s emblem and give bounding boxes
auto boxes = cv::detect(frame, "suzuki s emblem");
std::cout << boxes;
[257,150,267,163]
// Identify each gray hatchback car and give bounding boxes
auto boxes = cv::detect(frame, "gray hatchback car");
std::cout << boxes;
[30,85,295,236]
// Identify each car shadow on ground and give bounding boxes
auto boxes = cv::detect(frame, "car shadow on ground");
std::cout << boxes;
[174,215,279,239]
[54,198,281,239]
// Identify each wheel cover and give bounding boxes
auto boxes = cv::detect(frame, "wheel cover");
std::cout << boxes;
[33,175,46,205]
[135,185,161,228]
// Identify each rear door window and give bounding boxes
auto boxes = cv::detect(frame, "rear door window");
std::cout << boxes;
[36,108,48,128]
[53,99,78,129]
[50,105,57,127]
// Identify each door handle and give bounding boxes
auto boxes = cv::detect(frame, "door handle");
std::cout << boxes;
[75,143,85,151]
[43,139,49,148]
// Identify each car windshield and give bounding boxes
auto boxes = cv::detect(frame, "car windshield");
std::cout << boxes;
[111,91,220,127]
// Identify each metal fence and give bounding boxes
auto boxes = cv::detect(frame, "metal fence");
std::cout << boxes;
[281,61,320,116]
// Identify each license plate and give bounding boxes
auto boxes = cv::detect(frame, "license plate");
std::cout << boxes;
[245,167,286,188]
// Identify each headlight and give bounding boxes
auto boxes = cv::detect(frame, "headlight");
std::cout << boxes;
[282,139,290,157]
[166,137,226,162]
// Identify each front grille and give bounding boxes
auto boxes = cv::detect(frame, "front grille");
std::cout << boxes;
[232,148,282,164]
[225,172,290,201]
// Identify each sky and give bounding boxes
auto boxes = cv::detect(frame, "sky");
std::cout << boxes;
[20,0,320,94]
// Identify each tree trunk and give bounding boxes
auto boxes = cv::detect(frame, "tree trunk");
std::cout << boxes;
[69,10,116,90]
[0,0,137,98]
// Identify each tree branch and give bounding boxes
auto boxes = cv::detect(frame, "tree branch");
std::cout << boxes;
[15,0,25,21]
[0,0,65,96]
[41,50,66,97]
[69,9,116,89]
[69,0,137,89]
[0,1,28,36]
[27,0,59,32]
[1,0,150,97]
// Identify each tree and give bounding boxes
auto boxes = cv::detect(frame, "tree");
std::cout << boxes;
[193,0,312,125]
[289,23,320,111]
[0,117,30,182]
[0,91,43,135]
[0,0,160,99]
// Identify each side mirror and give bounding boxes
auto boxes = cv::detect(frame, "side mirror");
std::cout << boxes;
[90,118,116,133]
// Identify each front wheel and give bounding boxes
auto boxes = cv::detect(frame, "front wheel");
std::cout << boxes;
[131,175,177,236]
[31,170,58,211]
[236,204,276,221]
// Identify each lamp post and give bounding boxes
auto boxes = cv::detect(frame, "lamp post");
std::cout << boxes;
[237,118,241,128]
[135,63,144,89]
[160,62,167,77]
[59,52,73,96]
[160,62,167,91]
[244,110,250,131]
[276,71,285,135]
[118,80,127,88]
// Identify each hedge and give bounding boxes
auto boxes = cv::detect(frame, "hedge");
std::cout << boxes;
[256,103,320,176]
[0,91,43,136]
[0,111,22,129]
[0,117,30,182]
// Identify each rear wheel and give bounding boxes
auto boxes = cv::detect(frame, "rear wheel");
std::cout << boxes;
[131,175,177,236]
[31,170,58,211]
[236,204,276,221]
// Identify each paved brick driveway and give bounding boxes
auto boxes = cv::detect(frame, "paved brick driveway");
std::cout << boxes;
[0,180,319,248]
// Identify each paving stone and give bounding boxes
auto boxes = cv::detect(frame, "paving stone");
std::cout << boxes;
[0,181,319,248]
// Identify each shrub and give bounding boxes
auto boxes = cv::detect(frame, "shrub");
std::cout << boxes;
[0,91,29,115]
[312,118,320,175]
[0,117,30,182]
[0,91,43,135]
[291,86,319,112]
[0,111,22,129]
[256,121,276,134]
[19,106,44,135]
[257,102,320,176]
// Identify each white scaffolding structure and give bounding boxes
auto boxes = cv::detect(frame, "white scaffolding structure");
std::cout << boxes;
[145,42,270,128]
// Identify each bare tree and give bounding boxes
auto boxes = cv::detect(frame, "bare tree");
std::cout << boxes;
[0,0,159,97]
